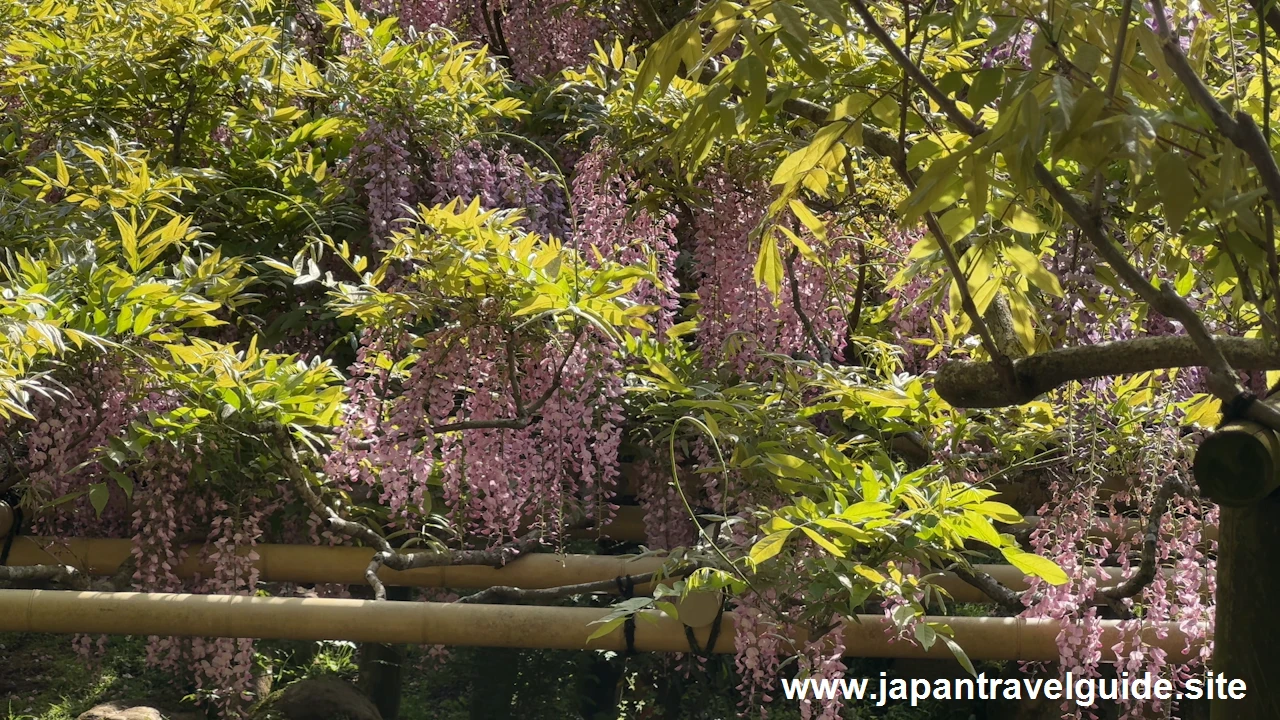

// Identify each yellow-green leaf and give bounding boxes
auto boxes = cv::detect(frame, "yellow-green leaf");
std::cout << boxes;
[749,529,793,566]
[1002,549,1069,585]
[969,501,1023,524]
[801,526,845,557]
[753,230,784,297]
[1004,245,1064,297]
[1155,151,1196,233]
[853,565,886,583]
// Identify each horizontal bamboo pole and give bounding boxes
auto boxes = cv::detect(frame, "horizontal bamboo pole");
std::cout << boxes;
[8,538,1209,604]
[6,537,666,590]
[0,589,1204,661]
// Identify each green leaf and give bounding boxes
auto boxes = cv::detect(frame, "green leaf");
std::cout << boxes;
[940,633,978,676]
[737,55,768,127]
[969,501,1023,524]
[1155,151,1196,233]
[1002,548,1069,585]
[110,471,134,499]
[968,68,1003,109]
[1004,245,1064,297]
[801,0,849,30]
[654,601,679,620]
[89,482,109,517]
[764,453,822,480]
[753,229,784,296]
[853,565,886,583]
[959,513,1002,547]
[995,201,1051,234]
[788,199,827,240]
[54,153,70,186]
[937,207,975,242]
[1135,25,1176,84]
[586,616,627,641]
[749,529,794,566]
[801,526,845,557]
[839,501,894,521]
[913,622,937,650]
[771,121,848,187]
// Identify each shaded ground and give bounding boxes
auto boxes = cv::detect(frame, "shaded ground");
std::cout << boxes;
[1,633,183,719]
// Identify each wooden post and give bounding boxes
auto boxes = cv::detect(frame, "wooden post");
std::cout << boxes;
[1193,400,1280,719]
[1193,419,1280,506]
[1210,500,1280,720]
[358,586,411,720]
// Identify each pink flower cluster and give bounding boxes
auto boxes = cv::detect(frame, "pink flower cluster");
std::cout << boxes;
[430,139,572,240]
[731,592,787,713]
[691,170,850,373]
[394,0,606,83]
[351,112,420,246]
[796,618,848,720]
[572,140,681,333]
[328,322,624,543]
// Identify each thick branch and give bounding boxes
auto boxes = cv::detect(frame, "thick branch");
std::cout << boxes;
[936,335,1280,407]
[0,563,90,589]
[952,565,1025,615]
[1031,162,1280,429]
[453,568,695,605]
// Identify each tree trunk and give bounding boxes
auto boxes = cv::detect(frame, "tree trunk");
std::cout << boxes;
[358,585,411,720]
[1213,500,1280,719]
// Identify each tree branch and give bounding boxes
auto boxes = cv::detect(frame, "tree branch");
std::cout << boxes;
[847,238,868,348]
[841,0,1017,388]
[951,565,1026,615]
[845,0,1280,427]
[1150,0,1280,214]
[453,567,697,605]
[0,563,90,589]
[1095,477,1193,606]
[935,335,1280,407]
[455,573,657,604]
[785,246,832,363]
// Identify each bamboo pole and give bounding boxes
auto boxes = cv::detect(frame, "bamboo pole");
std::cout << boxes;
[0,589,1205,661]
[4,537,667,590]
[5,538,1207,604]
[1194,418,1280,507]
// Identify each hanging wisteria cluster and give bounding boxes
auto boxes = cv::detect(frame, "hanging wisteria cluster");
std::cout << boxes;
[430,139,572,240]
[16,358,267,711]
[387,0,606,81]
[691,170,852,372]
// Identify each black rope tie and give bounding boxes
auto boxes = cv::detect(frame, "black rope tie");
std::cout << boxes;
[1219,390,1259,428]
[0,503,22,566]
[682,600,726,657]
[614,575,637,656]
